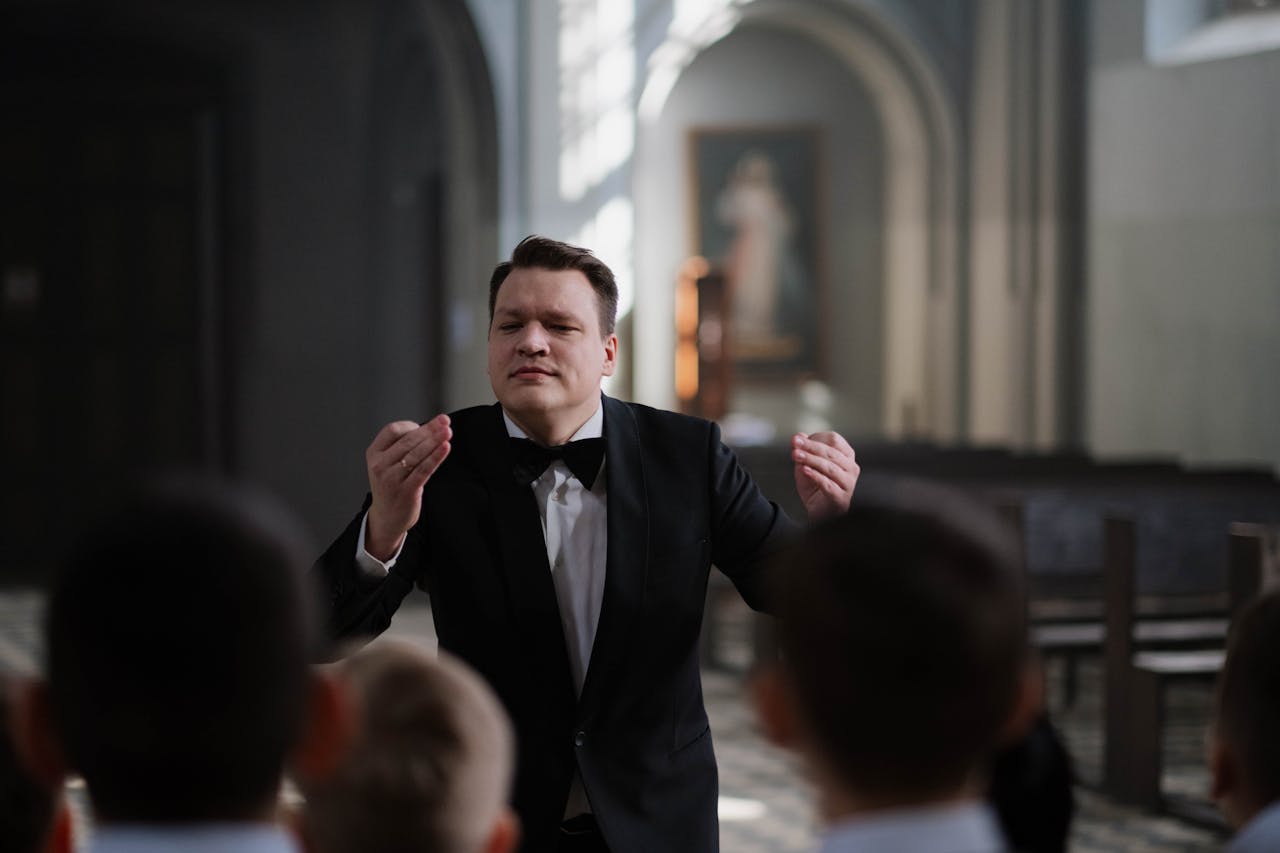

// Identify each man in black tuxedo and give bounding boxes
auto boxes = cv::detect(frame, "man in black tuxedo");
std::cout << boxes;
[314,236,859,853]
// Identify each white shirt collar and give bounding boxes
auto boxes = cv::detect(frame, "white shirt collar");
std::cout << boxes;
[502,399,604,443]
[89,823,300,853]
[817,802,1006,853]
[1229,801,1280,852]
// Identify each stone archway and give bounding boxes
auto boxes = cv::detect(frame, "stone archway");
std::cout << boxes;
[635,0,961,440]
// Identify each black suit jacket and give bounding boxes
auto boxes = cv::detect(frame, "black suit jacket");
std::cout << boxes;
[313,396,798,853]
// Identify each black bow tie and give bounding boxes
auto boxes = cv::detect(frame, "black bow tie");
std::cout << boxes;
[510,437,605,490]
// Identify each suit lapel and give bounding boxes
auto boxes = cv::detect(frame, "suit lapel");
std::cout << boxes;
[473,404,576,697]
[579,395,649,711]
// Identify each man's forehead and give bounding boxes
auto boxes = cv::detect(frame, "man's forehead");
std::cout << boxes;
[494,269,596,309]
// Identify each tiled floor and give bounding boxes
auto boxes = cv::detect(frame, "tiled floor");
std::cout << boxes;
[0,590,1231,851]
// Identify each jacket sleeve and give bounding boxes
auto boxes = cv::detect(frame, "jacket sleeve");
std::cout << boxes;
[310,493,419,651]
[706,422,800,613]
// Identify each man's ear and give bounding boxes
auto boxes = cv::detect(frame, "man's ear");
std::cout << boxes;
[1208,732,1255,829]
[12,679,69,788]
[43,802,75,853]
[483,807,521,853]
[749,664,801,749]
[997,657,1045,747]
[1208,728,1237,807]
[291,668,357,783]
[601,334,618,377]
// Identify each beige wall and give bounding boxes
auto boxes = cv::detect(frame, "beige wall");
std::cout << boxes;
[1087,0,1280,472]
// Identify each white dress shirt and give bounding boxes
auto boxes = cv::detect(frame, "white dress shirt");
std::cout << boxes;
[817,802,1007,853]
[88,823,301,853]
[1229,801,1280,853]
[506,405,608,696]
[355,403,608,818]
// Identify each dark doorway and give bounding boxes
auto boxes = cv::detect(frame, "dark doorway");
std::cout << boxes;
[1,36,226,581]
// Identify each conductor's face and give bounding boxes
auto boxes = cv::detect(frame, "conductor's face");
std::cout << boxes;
[488,266,617,442]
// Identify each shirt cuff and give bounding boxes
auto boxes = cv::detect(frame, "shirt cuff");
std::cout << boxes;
[355,511,403,577]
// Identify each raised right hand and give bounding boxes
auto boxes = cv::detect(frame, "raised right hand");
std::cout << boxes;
[364,414,451,560]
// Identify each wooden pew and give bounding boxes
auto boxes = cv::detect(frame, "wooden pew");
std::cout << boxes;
[1103,519,1269,818]
[1021,497,1241,706]
[707,443,1280,675]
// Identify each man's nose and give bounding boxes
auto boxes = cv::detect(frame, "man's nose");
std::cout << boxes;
[517,324,549,354]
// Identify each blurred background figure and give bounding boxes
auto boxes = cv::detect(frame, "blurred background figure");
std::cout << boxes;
[295,639,518,853]
[1,675,73,853]
[716,150,799,356]
[1209,589,1280,852]
[986,710,1076,853]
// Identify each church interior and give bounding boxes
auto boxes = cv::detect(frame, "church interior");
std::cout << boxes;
[2,0,1278,850]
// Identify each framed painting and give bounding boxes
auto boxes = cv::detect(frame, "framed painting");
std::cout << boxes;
[689,125,823,381]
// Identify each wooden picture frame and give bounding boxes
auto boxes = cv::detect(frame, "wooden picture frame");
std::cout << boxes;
[689,125,823,381]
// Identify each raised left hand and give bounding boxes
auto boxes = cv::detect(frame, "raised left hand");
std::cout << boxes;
[791,431,859,521]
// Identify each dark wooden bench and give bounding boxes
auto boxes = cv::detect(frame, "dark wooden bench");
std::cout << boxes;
[1103,518,1270,820]
[1033,616,1227,706]
[706,444,1280,675]
[1003,499,1182,705]
[1004,490,1280,706]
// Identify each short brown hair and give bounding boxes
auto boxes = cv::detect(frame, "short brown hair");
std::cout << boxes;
[489,235,619,335]
[300,641,515,853]
[775,483,1029,801]
[1215,589,1280,807]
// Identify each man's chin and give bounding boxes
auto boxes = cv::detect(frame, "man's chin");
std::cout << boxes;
[495,387,557,416]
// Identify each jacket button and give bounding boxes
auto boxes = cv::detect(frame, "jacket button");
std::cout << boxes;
[574,731,586,747]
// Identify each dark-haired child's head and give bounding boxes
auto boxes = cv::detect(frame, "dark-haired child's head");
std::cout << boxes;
[23,477,348,825]
[754,484,1037,816]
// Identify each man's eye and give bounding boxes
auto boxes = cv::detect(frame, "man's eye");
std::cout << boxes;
[500,323,521,331]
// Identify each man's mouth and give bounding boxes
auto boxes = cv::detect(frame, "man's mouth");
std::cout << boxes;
[513,366,554,377]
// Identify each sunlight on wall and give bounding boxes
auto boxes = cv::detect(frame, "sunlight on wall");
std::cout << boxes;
[557,0,638,400]
[1146,0,1280,64]
[570,196,635,396]
[558,0,636,202]
[570,196,635,321]
[638,0,743,122]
